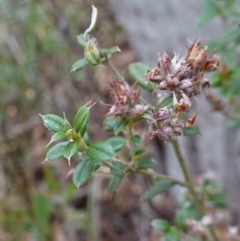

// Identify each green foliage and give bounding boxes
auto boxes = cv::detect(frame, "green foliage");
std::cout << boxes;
[140,180,176,201]
[41,114,66,133]
[86,141,115,162]
[101,46,121,58]
[151,219,171,232]
[130,134,143,146]
[71,58,89,73]
[137,158,156,170]
[37,4,237,241]
[104,117,126,135]
[108,162,125,193]
[183,125,201,136]
[106,136,126,152]
[73,105,90,137]
[46,142,68,161]
[63,140,80,163]
[73,159,96,188]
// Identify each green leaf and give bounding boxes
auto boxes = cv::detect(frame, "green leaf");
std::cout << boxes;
[84,5,98,36]
[47,131,67,146]
[137,158,156,170]
[41,114,65,133]
[163,227,180,241]
[108,175,123,194]
[101,46,121,57]
[209,193,227,208]
[71,58,88,73]
[77,34,87,47]
[46,142,68,161]
[52,131,66,142]
[175,209,189,229]
[73,159,95,188]
[106,136,126,152]
[33,194,51,226]
[157,96,173,109]
[183,125,201,136]
[130,134,142,146]
[107,162,125,194]
[104,117,126,135]
[74,105,90,137]
[110,162,125,177]
[83,132,91,146]
[63,140,79,164]
[151,219,171,232]
[86,141,114,162]
[128,62,156,91]
[134,148,146,157]
[140,180,175,201]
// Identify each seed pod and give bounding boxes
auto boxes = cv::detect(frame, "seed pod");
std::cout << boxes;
[84,39,101,66]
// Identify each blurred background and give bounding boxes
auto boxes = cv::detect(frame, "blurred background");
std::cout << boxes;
[1,0,240,240]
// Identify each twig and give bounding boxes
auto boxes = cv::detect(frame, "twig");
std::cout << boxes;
[138,169,187,187]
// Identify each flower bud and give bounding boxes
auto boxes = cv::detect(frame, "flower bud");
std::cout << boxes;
[166,74,179,87]
[158,80,168,90]
[179,79,193,90]
[84,39,101,66]
[157,52,171,75]
[173,91,192,112]
[204,54,220,72]
[152,107,170,121]
[173,127,183,136]
[146,68,162,83]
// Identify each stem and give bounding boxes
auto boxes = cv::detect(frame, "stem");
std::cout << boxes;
[138,169,187,187]
[172,139,201,209]
[104,60,123,80]
[172,139,219,241]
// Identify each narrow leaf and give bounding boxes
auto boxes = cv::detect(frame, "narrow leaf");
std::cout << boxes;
[140,180,175,201]
[63,140,79,165]
[137,158,156,170]
[47,131,66,147]
[128,62,156,91]
[71,58,88,73]
[106,136,126,152]
[73,159,95,187]
[46,142,68,161]
[101,46,121,57]
[86,141,114,162]
[110,162,125,177]
[52,131,66,142]
[183,125,201,136]
[77,34,87,47]
[108,176,123,194]
[33,195,51,226]
[74,105,90,137]
[41,114,65,133]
